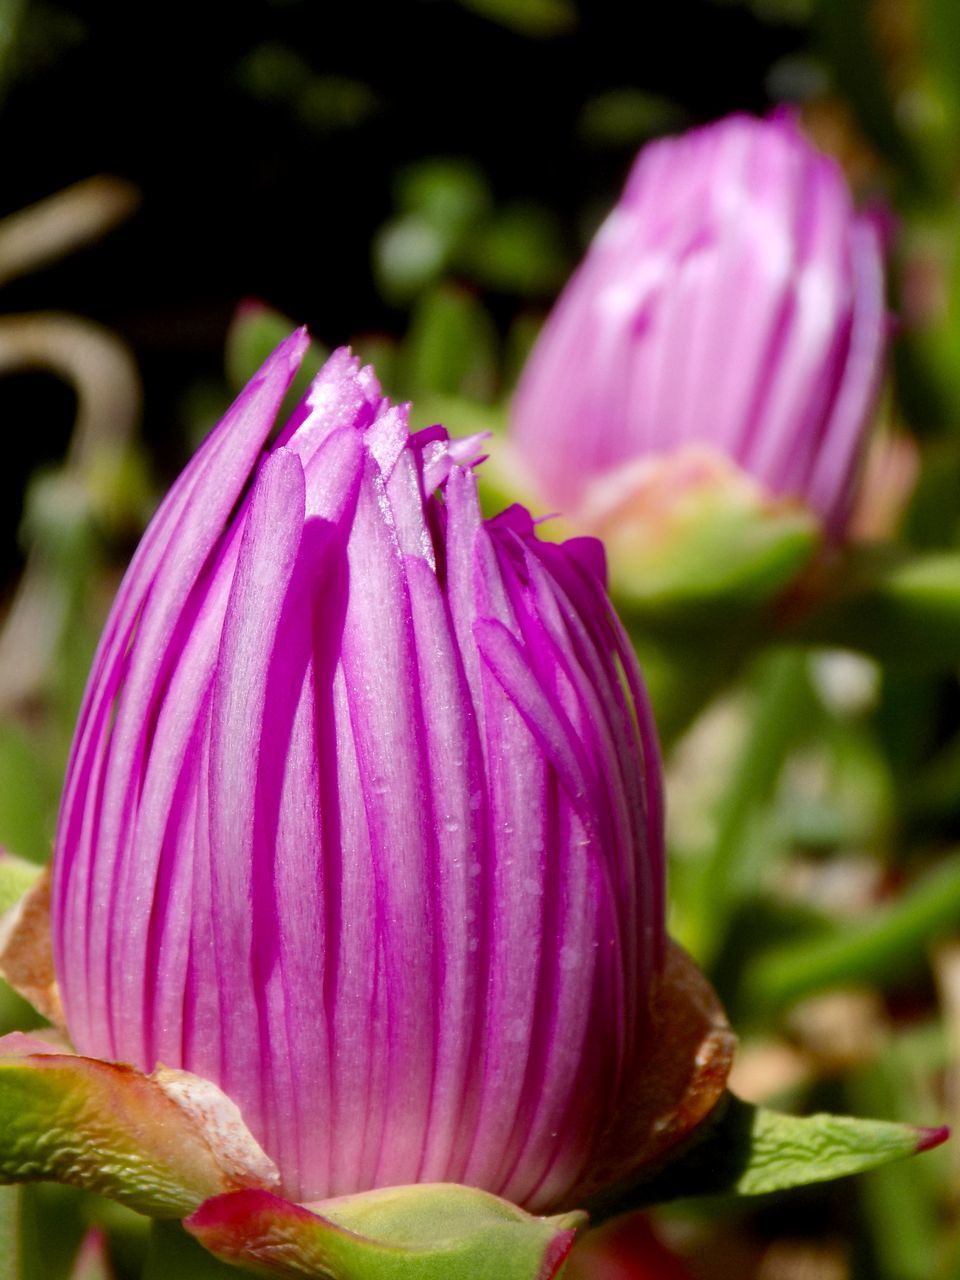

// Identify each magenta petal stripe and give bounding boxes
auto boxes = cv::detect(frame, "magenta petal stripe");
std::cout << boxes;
[51,339,665,1210]
[54,330,310,1054]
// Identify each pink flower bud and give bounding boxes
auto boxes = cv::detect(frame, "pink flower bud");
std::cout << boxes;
[52,334,664,1210]
[511,113,887,538]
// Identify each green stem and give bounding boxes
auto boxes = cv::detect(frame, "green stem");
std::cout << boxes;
[688,649,813,964]
[0,1184,44,1280]
[744,855,960,1011]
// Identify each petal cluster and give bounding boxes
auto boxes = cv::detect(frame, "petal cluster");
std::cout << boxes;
[511,113,887,535]
[52,334,664,1211]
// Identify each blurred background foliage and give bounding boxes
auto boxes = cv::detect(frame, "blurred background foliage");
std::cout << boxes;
[2,0,960,1277]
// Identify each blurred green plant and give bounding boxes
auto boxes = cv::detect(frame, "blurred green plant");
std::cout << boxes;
[450,0,577,37]
[236,43,379,133]
[373,158,568,305]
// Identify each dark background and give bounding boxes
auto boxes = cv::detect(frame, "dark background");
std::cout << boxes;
[0,0,801,574]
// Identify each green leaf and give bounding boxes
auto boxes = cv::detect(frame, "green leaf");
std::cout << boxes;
[0,850,43,915]
[578,89,687,149]
[452,0,576,37]
[591,458,824,627]
[0,1041,277,1218]
[236,45,377,133]
[742,855,960,1012]
[0,0,27,104]
[481,444,821,746]
[0,1185,81,1280]
[402,285,498,403]
[186,1183,585,1280]
[731,1105,945,1197]
[0,727,57,866]
[225,305,327,402]
[595,1094,946,1213]
[464,204,569,297]
[814,0,929,191]
[395,160,491,234]
[374,160,491,304]
[921,0,960,149]
[373,215,449,302]
[794,550,960,667]
[523,447,820,633]
[847,1053,947,1280]
[610,500,817,617]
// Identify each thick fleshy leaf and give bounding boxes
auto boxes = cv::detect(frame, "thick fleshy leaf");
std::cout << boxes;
[186,1183,585,1280]
[595,1093,949,1213]
[0,1037,277,1217]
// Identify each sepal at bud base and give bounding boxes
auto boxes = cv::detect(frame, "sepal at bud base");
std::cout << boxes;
[0,870,947,1276]
[480,443,820,622]
[571,449,819,620]
[0,867,65,1030]
[185,1184,585,1280]
[594,452,817,741]
[478,443,820,742]
[0,1033,278,1217]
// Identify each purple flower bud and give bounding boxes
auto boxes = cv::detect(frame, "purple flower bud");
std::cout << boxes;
[51,334,664,1211]
[511,113,887,537]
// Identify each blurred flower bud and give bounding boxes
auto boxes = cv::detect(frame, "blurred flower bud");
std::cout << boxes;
[511,113,887,541]
[52,334,664,1210]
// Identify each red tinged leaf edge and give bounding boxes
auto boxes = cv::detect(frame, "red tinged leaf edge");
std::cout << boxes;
[914,1125,950,1154]
[185,1186,581,1280]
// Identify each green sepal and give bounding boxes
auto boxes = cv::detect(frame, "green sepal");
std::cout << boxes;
[476,442,820,741]
[479,443,820,623]
[607,500,818,621]
[185,1183,586,1280]
[0,851,43,916]
[591,1093,948,1216]
[0,1037,277,1218]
